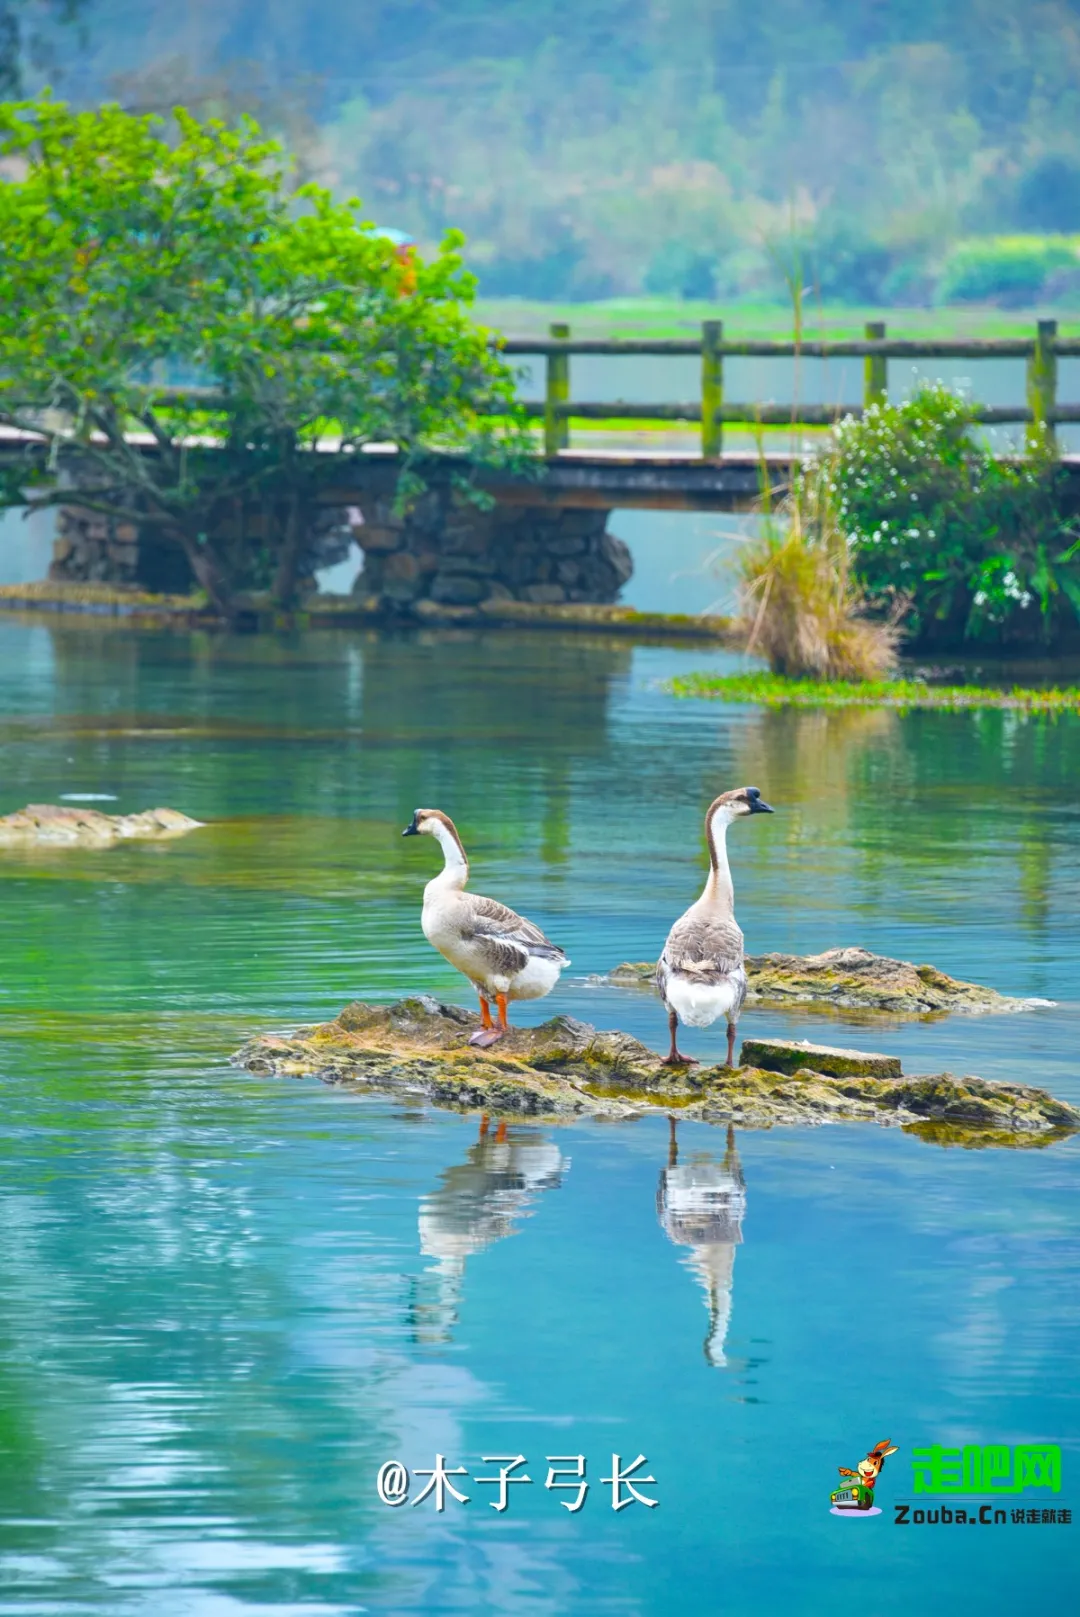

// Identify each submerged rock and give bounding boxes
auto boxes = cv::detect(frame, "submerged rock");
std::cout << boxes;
[605,946,1033,1017]
[0,804,203,847]
[233,996,1079,1145]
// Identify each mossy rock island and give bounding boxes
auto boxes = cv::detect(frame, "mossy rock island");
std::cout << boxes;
[0,804,203,847]
[606,946,1033,1017]
[234,997,1078,1146]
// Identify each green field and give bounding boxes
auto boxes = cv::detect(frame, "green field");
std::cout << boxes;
[476,297,1078,341]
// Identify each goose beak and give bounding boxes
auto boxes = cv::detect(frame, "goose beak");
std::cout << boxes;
[402,813,420,836]
[750,798,774,814]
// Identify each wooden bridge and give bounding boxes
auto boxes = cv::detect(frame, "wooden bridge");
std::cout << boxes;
[502,318,1078,454]
[5,318,1078,516]
[323,317,1080,515]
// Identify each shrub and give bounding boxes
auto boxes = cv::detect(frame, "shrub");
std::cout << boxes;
[819,386,1080,649]
[643,240,717,300]
[737,474,902,681]
[937,235,1080,306]
[805,221,894,304]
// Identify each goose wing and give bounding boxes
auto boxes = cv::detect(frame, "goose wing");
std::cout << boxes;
[658,911,744,992]
[465,894,569,976]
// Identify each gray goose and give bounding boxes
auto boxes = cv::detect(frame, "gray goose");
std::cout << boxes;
[656,786,773,1067]
[403,808,570,1046]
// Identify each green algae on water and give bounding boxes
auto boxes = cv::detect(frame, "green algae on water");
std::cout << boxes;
[667,670,1080,712]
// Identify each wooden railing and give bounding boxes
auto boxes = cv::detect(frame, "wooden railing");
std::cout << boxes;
[496,319,1080,458]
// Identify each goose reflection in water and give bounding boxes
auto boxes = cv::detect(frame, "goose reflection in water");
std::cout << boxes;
[409,1117,569,1344]
[657,1119,746,1368]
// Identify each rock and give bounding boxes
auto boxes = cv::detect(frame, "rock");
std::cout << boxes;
[522,583,567,604]
[232,998,1079,1144]
[429,573,489,605]
[599,531,634,588]
[0,804,203,847]
[739,1037,901,1080]
[603,946,1031,1017]
[360,526,405,553]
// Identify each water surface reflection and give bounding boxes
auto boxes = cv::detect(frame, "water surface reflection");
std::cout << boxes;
[411,1119,569,1345]
[657,1120,746,1367]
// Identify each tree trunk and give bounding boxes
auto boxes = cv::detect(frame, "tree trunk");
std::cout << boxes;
[170,522,239,626]
[270,485,306,612]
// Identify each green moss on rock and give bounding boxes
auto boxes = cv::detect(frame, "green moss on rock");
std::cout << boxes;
[233,996,1078,1146]
[739,1037,902,1080]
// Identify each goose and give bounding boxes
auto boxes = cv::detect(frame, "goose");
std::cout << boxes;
[656,786,774,1068]
[402,808,570,1046]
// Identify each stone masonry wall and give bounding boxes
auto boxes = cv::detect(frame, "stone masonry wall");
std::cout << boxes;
[49,506,143,586]
[45,488,635,612]
[353,491,633,613]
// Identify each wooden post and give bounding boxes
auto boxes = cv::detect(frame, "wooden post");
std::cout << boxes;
[1026,318,1058,454]
[864,321,887,409]
[701,320,723,459]
[545,322,570,455]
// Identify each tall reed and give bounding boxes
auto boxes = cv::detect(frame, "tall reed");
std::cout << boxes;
[738,460,903,680]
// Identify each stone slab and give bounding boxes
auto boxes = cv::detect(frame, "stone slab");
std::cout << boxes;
[738,1037,901,1081]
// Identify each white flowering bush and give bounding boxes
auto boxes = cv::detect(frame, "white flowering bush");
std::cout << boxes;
[802,386,1080,649]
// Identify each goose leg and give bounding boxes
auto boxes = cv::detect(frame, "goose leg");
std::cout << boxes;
[469,991,509,1048]
[660,1008,699,1068]
[726,1022,737,1068]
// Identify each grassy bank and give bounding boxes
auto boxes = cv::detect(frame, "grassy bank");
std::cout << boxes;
[668,670,1080,712]
[476,297,1077,341]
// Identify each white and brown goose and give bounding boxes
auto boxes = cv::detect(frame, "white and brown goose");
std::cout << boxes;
[656,787,774,1068]
[403,808,570,1047]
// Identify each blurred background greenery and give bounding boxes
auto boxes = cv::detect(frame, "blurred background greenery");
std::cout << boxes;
[7,0,1080,311]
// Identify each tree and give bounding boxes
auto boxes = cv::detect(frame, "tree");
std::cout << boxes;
[0,95,525,618]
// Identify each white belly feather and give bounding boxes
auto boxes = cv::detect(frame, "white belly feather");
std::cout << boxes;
[664,974,739,1029]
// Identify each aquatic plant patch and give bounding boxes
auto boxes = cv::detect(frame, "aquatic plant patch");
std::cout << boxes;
[666,671,1080,713]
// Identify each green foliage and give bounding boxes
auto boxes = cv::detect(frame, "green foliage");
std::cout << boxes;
[937,236,1080,306]
[668,670,1080,713]
[0,94,525,614]
[817,387,1080,649]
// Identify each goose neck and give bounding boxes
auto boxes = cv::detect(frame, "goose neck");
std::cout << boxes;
[701,810,735,910]
[428,818,469,892]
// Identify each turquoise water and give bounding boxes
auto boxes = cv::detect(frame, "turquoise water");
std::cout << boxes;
[0,618,1076,1614]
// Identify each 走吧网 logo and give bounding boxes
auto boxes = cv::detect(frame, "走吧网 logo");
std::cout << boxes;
[829,1439,898,1516]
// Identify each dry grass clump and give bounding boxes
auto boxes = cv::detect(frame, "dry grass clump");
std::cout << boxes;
[737,468,903,680]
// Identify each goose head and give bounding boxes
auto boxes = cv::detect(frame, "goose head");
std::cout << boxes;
[402,807,469,874]
[402,807,454,839]
[707,786,774,827]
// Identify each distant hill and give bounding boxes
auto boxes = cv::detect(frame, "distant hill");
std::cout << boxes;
[35,0,1080,302]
